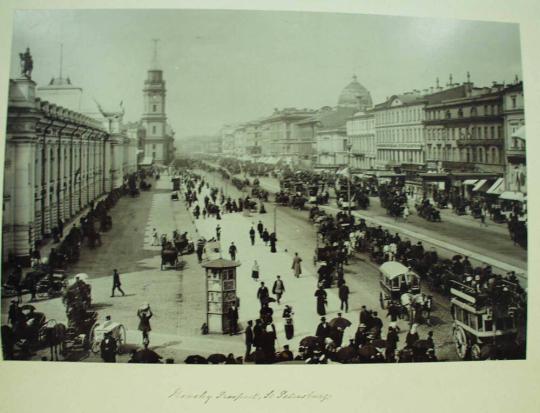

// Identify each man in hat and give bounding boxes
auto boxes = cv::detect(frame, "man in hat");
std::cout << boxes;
[315,317,330,342]
[385,326,399,362]
[359,305,372,329]
[137,304,153,344]
[249,226,256,246]
[229,242,237,261]
[257,282,269,308]
[216,224,221,241]
[257,220,264,237]
[272,275,285,304]
[227,302,239,335]
[338,281,350,312]
[7,300,21,327]
[111,269,125,297]
[245,320,254,359]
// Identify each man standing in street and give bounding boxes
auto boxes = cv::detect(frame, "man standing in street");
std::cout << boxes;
[216,224,221,241]
[359,305,372,328]
[111,269,125,297]
[249,227,256,246]
[339,281,350,312]
[227,302,239,335]
[315,317,330,343]
[257,282,269,308]
[385,326,399,362]
[245,320,254,359]
[257,220,264,238]
[272,275,285,304]
[229,242,237,261]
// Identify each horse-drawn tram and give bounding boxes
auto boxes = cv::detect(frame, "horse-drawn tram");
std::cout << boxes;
[379,261,421,309]
[450,279,521,360]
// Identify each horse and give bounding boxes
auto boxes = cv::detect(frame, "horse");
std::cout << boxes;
[42,321,67,361]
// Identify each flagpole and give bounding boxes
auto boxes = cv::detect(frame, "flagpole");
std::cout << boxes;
[347,143,352,218]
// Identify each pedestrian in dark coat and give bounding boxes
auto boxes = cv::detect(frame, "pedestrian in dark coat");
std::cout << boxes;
[257,221,264,237]
[291,253,302,277]
[227,303,239,335]
[405,324,419,348]
[253,319,263,348]
[245,320,254,359]
[229,242,237,261]
[262,229,270,245]
[111,269,125,297]
[249,227,256,245]
[339,282,350,312]
[359,305,372,328]
[100,332,118,362]
[314,287,327,316]
[257,282,270,308]
[385,327,399,362]
[315,317,330,341]
[269,232,277,253]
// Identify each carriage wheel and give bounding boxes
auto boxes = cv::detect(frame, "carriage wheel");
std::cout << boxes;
[89,323,100,354]
[379,292,385,309]
[453,326,469,360]
[116,324,127,354]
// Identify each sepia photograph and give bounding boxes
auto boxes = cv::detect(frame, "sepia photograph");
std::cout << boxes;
[1,7,528,367]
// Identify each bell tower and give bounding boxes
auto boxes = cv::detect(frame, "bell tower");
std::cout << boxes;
[140,39,169,162]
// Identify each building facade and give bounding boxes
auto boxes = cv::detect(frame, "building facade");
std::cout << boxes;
[346,110,376,170]
[424,83,506,173]
[3,77,135,265]
[502,81,526,195]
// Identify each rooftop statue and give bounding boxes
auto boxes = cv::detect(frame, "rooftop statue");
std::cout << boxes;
[19,47,33,79]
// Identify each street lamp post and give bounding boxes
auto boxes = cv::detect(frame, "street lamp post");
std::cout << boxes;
[273,204,278,235]
[347,143,353,217]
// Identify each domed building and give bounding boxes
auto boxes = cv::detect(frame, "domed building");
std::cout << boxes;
[337,75,373,111]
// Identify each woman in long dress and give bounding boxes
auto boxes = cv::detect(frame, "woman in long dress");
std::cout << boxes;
[291,253,302,278]
[251,260,260,281]
[314,287,327,316]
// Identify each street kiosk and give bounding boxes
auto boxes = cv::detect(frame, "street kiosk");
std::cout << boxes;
[202,258,240,334]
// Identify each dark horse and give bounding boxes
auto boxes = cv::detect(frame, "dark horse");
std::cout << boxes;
[42,321,67,361]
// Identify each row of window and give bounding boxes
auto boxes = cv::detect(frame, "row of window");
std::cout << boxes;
[376,127,423,143]
[427,103,502,121]
[377,149,424,164]
[427,125,503,141]
[426,145,500,164]
[375,106,423,126]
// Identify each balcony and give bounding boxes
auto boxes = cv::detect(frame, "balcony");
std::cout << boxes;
[457,138,503,147]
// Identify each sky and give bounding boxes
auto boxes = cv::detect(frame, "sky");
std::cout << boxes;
[10,9,522,140]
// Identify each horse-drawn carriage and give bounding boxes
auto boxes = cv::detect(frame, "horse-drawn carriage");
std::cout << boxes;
[416,201,442,222]
[379,262,422,321]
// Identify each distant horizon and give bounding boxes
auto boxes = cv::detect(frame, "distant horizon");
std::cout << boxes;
[10,9,522,140]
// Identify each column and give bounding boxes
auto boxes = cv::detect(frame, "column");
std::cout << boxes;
[33,140,42,242]
[12,138,36,265]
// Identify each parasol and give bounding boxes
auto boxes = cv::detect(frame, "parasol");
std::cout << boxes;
[328,317,352,329]
[300,336,320,349]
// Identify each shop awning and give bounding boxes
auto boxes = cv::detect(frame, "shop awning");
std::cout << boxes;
[472,179,492,192]
[463,179,478,185]
[487,178,504,195]
[500,191,526,202]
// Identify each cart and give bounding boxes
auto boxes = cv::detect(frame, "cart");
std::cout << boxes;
[89,321,127,354]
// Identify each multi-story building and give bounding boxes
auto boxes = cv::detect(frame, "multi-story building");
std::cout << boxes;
[258,108,315,162]
[310,76,373,168]
[502,80,526,198]
[139,44,175,165]
[423,81,506,174]
[3,75,136,265]
[373,92,428,170]
[346,110,376,170]
[221,125,236,156]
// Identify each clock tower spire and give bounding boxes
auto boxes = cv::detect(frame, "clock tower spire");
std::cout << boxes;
[140,39,173,163]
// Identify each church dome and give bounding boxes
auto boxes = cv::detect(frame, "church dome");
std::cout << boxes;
[337,75,372,110]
